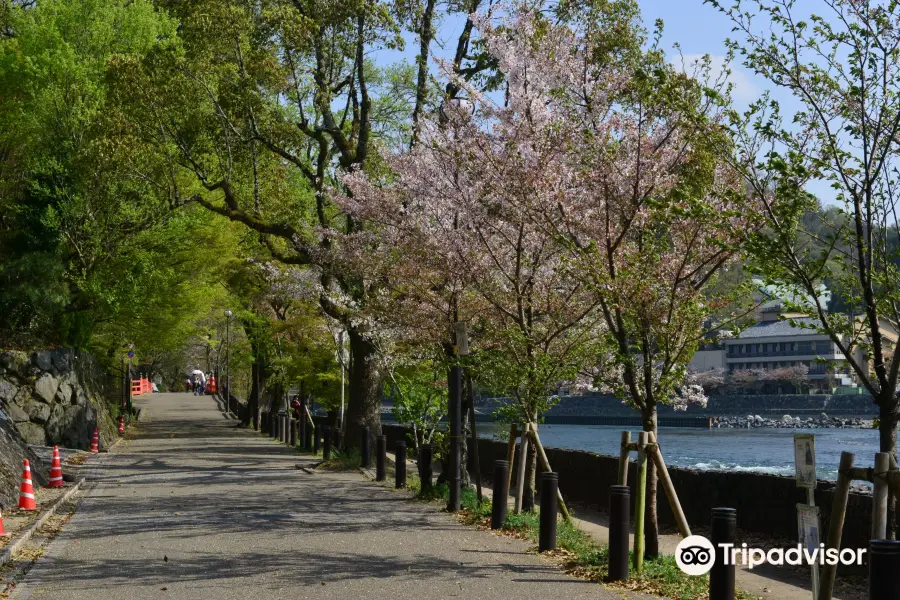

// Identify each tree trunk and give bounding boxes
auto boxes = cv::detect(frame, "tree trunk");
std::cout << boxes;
[879,396,898,537]
[344,327,384,452]
[523,433,536,512]
[643,404,659,559]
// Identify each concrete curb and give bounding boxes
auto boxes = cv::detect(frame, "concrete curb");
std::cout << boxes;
[101,437,124,453]
[0,478,85,566]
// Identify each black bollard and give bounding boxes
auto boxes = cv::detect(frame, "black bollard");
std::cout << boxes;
[395,441,407,488]
[608,485,630,582]
[270,413,277,439]
[491,460,510,530]
[870,540,900,599]
[419,444,433,491]
[282,415,289,443]
[710,507,736,600]
[333,428,341,451]
[376,435,387,481]
[304,420,313,452]
[538,472,558,552]
[261,411,268,434]
[289,419,297,447]
[361,426,371,468]
[322,426,331,461]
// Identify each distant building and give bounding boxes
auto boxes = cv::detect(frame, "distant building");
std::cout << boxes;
[724,316,851,393]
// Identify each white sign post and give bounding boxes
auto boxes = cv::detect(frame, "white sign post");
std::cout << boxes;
[454,321,469,356]
[794,433,819,599]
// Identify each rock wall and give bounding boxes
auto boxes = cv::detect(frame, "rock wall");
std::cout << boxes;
[0,349,118,450]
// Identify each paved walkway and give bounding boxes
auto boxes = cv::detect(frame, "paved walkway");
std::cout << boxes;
[12,393,631,600]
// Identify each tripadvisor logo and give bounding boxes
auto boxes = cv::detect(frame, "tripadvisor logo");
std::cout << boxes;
[675,535,866,576]
[676,536,716,575]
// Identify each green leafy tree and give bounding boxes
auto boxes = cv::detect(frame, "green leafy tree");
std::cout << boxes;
[708,0,900,462]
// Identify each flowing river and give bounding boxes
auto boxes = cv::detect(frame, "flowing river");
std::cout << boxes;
[479,423,880,481]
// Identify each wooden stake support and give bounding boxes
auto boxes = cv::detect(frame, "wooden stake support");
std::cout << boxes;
[506,423,519,493]
[618,431,631,486]
[648,433,691,538]
[527,427,571,522]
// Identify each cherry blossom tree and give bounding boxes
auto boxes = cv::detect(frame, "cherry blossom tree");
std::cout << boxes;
[339,0,757,549]
[458,6,753,555]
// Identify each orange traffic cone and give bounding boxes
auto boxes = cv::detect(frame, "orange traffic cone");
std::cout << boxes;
[0,510,8,536]
[118,415,125,435]
[18,459,36,511]
[89,427,99,453]
[47,446,63,488]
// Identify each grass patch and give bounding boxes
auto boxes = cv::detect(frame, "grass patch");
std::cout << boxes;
[402,482,759,600]
[316,450,363,471]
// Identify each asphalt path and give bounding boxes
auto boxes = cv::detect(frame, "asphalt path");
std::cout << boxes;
[12,393,631,600]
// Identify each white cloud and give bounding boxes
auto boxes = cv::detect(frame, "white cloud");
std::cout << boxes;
[671,53,759,105]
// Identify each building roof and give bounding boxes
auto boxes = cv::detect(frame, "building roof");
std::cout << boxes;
[733,317,823,340]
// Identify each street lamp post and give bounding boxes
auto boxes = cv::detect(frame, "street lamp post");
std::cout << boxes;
[224,310,233,415]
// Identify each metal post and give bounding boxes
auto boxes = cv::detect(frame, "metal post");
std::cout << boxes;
[361,426,371,468]
[710,507,737,600]
[333,427,341,451]
[608,485,630,582]
[225,312,231,415]
[270,412,277,439]
[869,539,900,600]
[322,426,331,461]
[376,435,386,482]
[419,444,433,492]
[491,460,510,529]
[121,358,126,413]
[304,419,313,452]
[396,441,407,489]
[538,472,558,552]
[279,415,286,443]
[126,363,133,415]
[448,365,461,512]
[313,423,320,455]
[289,419,296,447]
[261,411,267,434]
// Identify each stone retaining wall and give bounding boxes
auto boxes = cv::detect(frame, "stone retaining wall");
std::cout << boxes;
[382,423,871,551]
[0,349,118,450]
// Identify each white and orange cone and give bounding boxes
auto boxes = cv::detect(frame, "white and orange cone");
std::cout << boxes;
[18,459,36,511]
[0,510,8,536]
[89,427,99,453]
[47,446,63,488]
[118,415,125,435]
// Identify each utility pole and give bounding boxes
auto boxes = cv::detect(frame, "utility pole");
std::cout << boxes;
[225,309,233,415]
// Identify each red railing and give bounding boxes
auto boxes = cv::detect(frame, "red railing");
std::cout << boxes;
[131,377,152,396]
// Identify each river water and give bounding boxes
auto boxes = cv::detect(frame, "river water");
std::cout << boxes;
[480,424,880,481]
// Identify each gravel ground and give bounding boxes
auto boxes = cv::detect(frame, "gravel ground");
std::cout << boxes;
[9,393,637,600]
